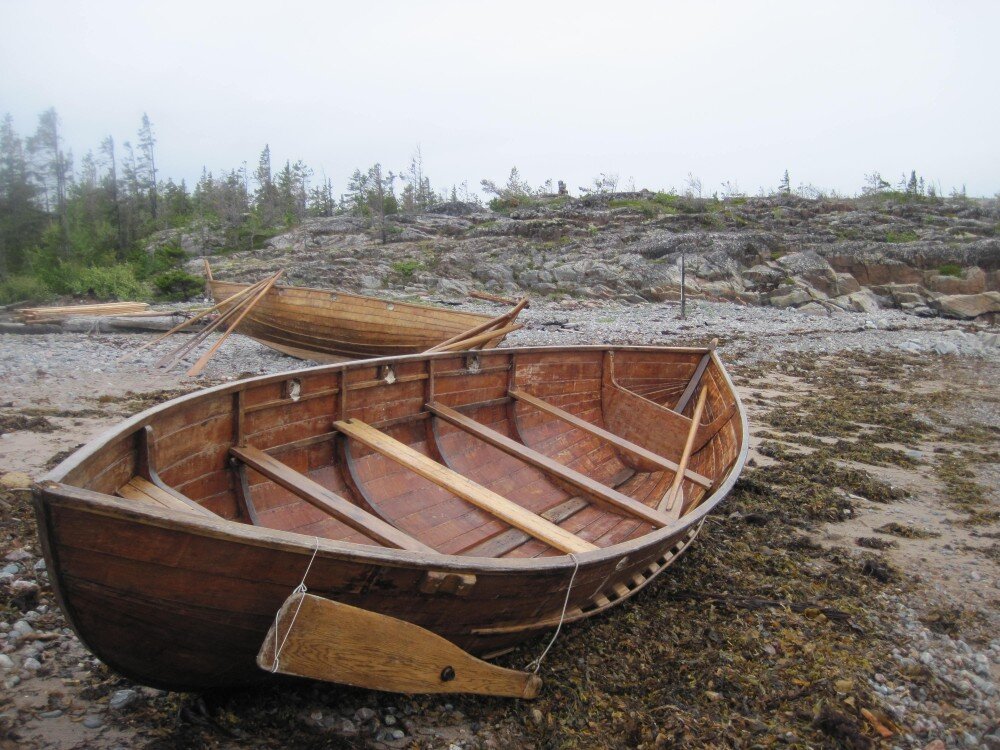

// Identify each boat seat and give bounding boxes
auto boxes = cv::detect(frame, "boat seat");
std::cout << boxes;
[230,445,434,553]
[508,389,711,488]
[116,477,215,517]
[426,402,676,528]
[333,418,598,555]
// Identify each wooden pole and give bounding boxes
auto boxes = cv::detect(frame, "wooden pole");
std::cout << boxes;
[153,274,277,369]
[674,339,717,413]
[119,276,270,362]
[425,298,529,353]
[155,288,256,369]
[187,271,283,376]
[657,385,709,517]
[431,323,522,353]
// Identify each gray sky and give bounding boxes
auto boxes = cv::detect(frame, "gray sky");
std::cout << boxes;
[2,0,997,198]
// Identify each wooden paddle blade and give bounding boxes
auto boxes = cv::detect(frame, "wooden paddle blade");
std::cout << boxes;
[258,593,542,699]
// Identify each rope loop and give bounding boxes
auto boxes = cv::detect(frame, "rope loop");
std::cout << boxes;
[270,536,320,673]
[527,552,580,674]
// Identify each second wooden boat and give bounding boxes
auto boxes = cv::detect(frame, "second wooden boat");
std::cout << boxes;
[206,263,523,362]
[34,345,747,696]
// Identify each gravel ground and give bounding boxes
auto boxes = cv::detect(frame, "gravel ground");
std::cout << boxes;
[0,298,998,749]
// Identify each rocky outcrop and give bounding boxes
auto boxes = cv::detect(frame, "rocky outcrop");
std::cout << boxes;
[197,193,1000,321]
[931,292,1000,320]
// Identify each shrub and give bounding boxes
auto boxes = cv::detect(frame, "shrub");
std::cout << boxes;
[938,263,963,278]
[153,269,205,300]
[64,264,150,300]
[391,259,422,278]
[0,274,55,304]
[885,230,918,243]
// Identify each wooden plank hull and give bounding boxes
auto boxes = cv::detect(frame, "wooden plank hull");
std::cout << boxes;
[34,346,748,692]
[210,280,503,361]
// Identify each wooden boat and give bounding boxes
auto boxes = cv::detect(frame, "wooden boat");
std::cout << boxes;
[33,345,747,696]
[205,263,522,362]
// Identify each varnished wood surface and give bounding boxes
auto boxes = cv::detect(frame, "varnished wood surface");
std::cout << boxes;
[259,592,542,698]
[34,345,747,691]
[210,278,512,360]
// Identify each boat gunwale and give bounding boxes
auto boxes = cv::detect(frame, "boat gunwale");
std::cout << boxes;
[209,279,497,324]
[38,345,749,573]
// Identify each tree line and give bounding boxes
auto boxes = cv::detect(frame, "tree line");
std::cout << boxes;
[0,108,474,301]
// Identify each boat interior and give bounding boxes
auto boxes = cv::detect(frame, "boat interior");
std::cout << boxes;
[71,348,744,562]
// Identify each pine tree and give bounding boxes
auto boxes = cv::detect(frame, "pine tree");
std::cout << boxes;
[137,113,158,221]
[28,108,72,257]
[253,145,278,226]
[0,114,44,273]
[778,170,791,195]
[99,136,126,259]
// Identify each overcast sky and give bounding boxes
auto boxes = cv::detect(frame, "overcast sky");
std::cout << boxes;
[1,0,997,198]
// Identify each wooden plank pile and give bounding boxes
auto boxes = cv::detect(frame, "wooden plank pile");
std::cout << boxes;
[17,302,150,323]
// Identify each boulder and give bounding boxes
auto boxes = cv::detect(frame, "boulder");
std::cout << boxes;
[743,264,786,291]
[925,267,986,295]
[769,287,812,308]
[845,289,882,314]
[0,472,32,490]
[775,251,839,295]
[833,272,860,295]
[797,302,829,316]
[931,291,1000,319]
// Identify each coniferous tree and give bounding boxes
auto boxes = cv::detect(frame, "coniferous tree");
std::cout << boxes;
[253,145,278,226]
[779,169,791,195]
[28,108,72,257]
[99,136,126,258]
[0,114,44,274]
[137,113,158,221]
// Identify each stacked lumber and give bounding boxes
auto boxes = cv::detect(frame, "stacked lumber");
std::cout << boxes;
[17,302,150,323]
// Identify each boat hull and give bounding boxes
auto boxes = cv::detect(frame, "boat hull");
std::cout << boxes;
[34,346,747,691]
[210,280,501,361]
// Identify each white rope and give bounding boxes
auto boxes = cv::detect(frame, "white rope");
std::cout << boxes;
[527,552,580,674]
[270,536,320,673]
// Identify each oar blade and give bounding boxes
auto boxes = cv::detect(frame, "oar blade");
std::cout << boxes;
[258,592,541,699]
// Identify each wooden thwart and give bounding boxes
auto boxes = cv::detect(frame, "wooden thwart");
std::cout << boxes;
[508,389,711,489]
[258,592,542,698]
[333,418,597,554]
[427,402,677,528]
[230,445,434,553]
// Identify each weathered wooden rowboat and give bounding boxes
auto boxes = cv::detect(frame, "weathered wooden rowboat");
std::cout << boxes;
[33,345,747,696]
[206,264,522,362]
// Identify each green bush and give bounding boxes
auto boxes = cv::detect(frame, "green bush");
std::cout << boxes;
[938,263,963,278]
[153,269,205,300]
[885,230,918,243]
[0,274,55,304]
[64,264,150,300]
[609,199,658,218]
[392,259,423,278]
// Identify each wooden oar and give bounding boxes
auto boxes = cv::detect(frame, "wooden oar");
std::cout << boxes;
[155,272,281,370]
[154,274,277,369]
[258,592,542,699]
[425,297,529,353]
[187,270,282,376]
[657,385,709,517]
[155,289,255,369]
[432,322,523,353]
[675,339,717,412]
[118,276,270,362]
